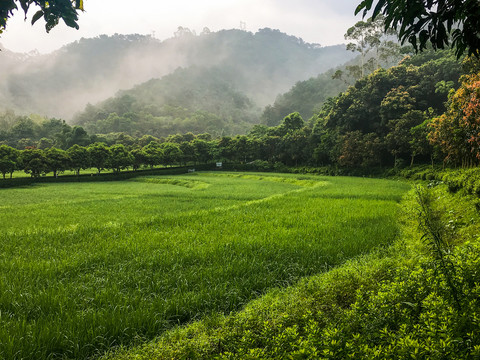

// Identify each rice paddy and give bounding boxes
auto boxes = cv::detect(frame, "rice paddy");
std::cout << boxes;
[0,172,410,359]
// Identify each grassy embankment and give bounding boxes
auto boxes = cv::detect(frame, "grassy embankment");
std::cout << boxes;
[0,173,409,359]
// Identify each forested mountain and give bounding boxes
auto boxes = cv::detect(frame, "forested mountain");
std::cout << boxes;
[261,69,350,127]
[73,66,261,137]
[0,29,354,120]
[261,23,411,126]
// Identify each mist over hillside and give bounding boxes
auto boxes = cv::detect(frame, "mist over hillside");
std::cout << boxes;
[0,28,355,120]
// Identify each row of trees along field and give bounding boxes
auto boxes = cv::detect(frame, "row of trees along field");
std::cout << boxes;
[1,48,477,178]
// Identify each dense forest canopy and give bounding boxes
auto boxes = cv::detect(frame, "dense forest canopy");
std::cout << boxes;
[0,48,471,178]
[262,16,411,126]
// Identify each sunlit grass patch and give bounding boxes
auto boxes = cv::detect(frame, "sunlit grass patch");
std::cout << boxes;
[203,171,325,187]
[129,176,210,189]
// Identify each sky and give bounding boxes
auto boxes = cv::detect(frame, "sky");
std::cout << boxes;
[0,0,362,54]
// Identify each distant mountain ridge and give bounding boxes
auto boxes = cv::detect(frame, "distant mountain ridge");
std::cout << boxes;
[0,28,355,120]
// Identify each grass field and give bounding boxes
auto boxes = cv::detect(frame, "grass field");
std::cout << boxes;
[0,172,410,359]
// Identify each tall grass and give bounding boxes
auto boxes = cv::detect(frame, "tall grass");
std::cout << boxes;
[0,173,410,359]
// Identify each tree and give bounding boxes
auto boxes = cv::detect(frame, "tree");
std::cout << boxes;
[410,118,435,166]
[1,0,84,34]
[379,86,416,126]
[279,130,309,166]
[179,141,195,165]
[339,131,384,167]
[344,15,404,79]
[37,138,54,149]
[345,17,384,77]
[191,139,213,164]
[338,131,366,167]
[87,143,111,174]
[67,126,90,147]
[159,143,182,167]
[142,141,162,169]
[259,136,282,163]
[9,117,37,141]
[312,129,341,166]
[21,148,47,177]
[45,147,70,177]
[138,135,160,147]
[108,144,133,173]
[277,112,305,137]
[0,145,19,179]
[386,110,426,166]
[429,70,480,166]
[228,136,253,163]
[356,0,480,57]
[67,144,90,175]
[130,146,146,171]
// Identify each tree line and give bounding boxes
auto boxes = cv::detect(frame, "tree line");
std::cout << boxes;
[1,48,476,179]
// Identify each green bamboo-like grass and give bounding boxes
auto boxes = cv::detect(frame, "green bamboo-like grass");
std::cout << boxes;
[0,173,410,359]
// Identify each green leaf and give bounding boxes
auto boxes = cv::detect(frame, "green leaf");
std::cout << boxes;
[62,16,79,29]
[31,10,44,25]
[355,1,372,16]
[372,0,387,19]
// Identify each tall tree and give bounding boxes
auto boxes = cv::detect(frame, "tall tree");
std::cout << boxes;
[345,17,384,77]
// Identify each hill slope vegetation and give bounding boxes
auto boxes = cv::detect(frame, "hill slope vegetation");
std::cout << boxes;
[1,29,354,120]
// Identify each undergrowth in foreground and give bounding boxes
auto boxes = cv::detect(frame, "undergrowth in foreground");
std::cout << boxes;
[0,173,408,359]
[103,183,480,360]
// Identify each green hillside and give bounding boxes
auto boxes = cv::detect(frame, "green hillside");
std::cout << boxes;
[1,29,354,120]
[73,66,261,137]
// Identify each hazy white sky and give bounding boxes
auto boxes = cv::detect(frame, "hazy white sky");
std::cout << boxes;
[1,0,362,54]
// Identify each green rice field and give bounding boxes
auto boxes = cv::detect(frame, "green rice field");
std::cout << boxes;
[0,172,410,359]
